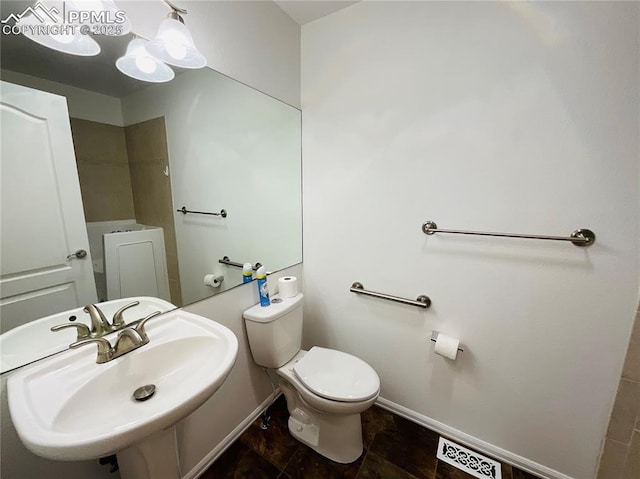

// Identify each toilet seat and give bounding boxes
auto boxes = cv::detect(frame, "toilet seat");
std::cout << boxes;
[293,347,380,402]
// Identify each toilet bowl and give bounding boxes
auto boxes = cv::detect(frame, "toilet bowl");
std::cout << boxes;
[243,293,380,463]
[277,348,379,463]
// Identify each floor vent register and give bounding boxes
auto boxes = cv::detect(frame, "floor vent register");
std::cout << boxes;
[436,437,502,479]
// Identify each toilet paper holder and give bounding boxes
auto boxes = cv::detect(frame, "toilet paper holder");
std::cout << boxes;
[430,331,464,352]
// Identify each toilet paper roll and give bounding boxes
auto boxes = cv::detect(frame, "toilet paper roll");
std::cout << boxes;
[434,333,460,360]
[204,274,224,288]
[278,276,298,298]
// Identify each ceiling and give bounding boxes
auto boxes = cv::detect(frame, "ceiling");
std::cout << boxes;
[0,29,153,98]
[0,0,358,98]
[0,1,164,97]
[274,1,358,25]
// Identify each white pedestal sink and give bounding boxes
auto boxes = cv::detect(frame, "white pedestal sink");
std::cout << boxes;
[7,310,238,479]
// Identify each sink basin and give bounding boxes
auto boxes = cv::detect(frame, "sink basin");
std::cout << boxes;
[0,296,176,373]
[7,310,238,462]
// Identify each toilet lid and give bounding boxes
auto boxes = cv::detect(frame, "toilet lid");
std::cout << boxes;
[293,347,380,402]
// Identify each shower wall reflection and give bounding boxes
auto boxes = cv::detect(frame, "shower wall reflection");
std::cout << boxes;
[71,117,183,305]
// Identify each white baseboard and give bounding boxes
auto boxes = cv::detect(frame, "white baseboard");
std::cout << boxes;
[375,397,574,479]
[182,391,281,479]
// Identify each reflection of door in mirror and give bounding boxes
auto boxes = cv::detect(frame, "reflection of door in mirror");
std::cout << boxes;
[70,116,181,306]
[0,81,98,333]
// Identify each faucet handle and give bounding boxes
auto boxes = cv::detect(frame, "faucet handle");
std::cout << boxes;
[51,323,91,341]
[112,301,141,329]
[134,311,163,341]
[70,337,113,364]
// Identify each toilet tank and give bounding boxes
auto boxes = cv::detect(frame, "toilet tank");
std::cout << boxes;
[242,293,304,368]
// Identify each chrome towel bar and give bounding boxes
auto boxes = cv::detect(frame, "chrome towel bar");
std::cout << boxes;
[421,221,595,247]
[218,256,262,271]
[177,206,227,218]
[350,282,431,309]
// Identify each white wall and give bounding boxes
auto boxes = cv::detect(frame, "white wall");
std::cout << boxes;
[301,2,639,478]
[121,69,302,304]
[179,263,302,475]
[0,70,124,126]
[121,0,301,108]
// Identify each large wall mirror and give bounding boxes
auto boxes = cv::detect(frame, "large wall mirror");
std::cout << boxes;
[0,1,302,372]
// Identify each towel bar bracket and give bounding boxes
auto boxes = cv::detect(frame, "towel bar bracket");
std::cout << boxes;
[571,229,596,247]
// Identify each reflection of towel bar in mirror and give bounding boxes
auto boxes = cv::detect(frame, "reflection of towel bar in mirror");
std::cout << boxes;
[177,206,227,218]
[422,221,596,247]
[218,256,262,271]
[350,282,431,309]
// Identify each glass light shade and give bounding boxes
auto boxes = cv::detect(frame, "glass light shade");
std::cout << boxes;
[116,38,175,83]
[145,18,206,69]
[18,13,100,56]
[68,0,132,36]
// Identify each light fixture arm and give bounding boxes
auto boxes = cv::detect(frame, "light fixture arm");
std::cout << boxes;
[167,10,184,23]
[163,0,188,15]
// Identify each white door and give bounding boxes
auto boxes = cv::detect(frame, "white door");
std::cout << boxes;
[0,81,97,333]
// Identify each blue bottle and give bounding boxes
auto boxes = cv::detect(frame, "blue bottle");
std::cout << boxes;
[256,266,270,307]
[242,263,253,283]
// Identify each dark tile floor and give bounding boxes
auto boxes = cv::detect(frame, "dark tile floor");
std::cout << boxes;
[200,396,540,479]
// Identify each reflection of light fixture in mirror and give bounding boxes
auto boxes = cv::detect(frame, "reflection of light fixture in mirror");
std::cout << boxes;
[18,3,100,56]
[116,38,175,83]
[145,2,206,69]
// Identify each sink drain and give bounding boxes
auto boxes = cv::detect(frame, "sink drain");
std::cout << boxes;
[133,384,156,402]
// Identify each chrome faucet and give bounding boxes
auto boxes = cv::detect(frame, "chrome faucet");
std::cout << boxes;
[69,310,162,363]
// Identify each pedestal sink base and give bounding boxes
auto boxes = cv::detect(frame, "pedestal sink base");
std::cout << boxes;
[118,427,180,479]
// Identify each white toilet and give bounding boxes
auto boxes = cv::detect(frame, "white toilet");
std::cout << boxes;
[243,293,380,464]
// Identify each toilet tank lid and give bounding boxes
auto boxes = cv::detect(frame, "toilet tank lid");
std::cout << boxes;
[243,293,304,323]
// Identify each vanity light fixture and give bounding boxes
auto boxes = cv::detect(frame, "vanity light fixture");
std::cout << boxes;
[145,1,206,69]
[18,1,101,56]
[116,38,175,83]
[18,0,131,56]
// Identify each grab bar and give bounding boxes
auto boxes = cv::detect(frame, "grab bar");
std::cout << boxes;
[422,221,595,247]
[218,256,262,271]
[177,206,227,218]
[350,282,431,309]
